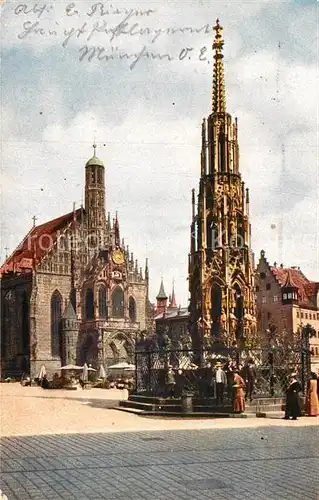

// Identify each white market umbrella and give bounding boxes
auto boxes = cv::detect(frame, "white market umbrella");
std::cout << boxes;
[82,363,89,382]
[87,366,97,372]
[61,365,83,370]
[98,365,107,378]
[108,362,135,370]
[38,364,46,379]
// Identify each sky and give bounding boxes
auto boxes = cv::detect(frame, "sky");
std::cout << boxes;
[1,0,318,305]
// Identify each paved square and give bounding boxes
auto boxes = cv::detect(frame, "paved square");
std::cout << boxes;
[1,426,318,499]
[1,384,318,499]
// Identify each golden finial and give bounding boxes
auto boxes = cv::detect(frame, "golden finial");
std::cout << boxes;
[212,18,226,114]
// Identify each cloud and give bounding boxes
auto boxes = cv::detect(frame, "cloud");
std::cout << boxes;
[1,0,318,306]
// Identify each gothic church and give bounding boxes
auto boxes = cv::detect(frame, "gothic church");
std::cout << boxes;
[1,147,151,377]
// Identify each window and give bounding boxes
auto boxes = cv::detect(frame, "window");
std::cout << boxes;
[305,313,308,319]
[85,288,94,319]
[129,296,136,322]
[262,297,266,304]
[317,313,319,321]
[301,312,304,319]
[296,312,299,318]
[266,283,271,291]
[288,293,292,299]
[283,294,287,300]
[51,290,62,357]
[112,287,124,318]
[267,312,272,320]
[91,169,96,184]
[255,286,260,292]
[98,286,107,318]
[260,272,266,279]
[97,166,103,184]
[273,296,278,302]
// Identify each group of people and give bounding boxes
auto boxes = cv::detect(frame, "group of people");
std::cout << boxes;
[207,358,257,412]
[164,359,319,417]
[164,358,257,412]
[285,371,319,420]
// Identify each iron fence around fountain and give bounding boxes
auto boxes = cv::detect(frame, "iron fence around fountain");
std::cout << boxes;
[134,343,307,398]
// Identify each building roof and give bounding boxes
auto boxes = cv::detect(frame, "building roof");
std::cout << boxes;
[154,307,189,321]
[270,265,319,307]
[85,155,104,167]
[1,209,82,275]
[282,269,298,289]
[156,279,168,300]
[62,301,77,320]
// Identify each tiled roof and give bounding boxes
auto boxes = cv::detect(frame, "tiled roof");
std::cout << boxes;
[270,266,319,306]
[154,307,189,320]
[1,209,82,275]
[283,269,298,288]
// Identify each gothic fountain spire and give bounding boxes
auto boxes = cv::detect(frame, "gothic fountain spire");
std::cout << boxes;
[212,18,226,114]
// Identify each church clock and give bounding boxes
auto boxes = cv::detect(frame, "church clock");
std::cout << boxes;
[112,249,124,265]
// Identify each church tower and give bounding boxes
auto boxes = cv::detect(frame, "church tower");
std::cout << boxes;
[188,19,256,350]
[156,279,168,314]
[85,144,106,245]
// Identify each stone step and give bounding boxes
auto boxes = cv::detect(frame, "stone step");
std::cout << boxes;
[245,405,283,413]
[114,406,248,418]
[123,396,285,414]
[129,395,285,405]
[129,394,171,404]
[119,400,181,412]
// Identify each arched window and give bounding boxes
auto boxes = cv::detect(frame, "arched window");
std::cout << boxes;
[51,290,62,357]
[129,296,136,322]
[98,286,107,318]
[233,284,243,319]
[85,288,94,319]
[112,287,124,318]
[233,283,244,339]
[211,284,222,336]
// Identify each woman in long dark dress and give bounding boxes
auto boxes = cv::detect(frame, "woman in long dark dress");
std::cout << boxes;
[284,373,302,420]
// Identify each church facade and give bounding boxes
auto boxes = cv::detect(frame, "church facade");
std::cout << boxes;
[1,147,151,377]
[188,20,257,350]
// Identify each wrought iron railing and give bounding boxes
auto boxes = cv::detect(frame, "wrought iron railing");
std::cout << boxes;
[134,343,308,398]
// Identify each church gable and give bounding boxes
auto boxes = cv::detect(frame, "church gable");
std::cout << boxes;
[1,209,83,276]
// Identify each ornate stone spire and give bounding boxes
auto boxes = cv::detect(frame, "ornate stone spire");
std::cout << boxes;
[169,279,177,308]
[212,18,226,114]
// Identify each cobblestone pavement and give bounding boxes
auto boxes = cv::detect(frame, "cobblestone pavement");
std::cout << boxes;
[1,426,318,500]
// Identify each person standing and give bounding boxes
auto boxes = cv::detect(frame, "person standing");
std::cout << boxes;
[232,369,246,413]
[243,358,257,402]
[165,366,176,398]
[284,373,302,420]
[305,373,319,416]
[215,362,227,405]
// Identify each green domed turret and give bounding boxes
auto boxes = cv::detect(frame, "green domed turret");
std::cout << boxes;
[85,155,104,167]
[85,143,104,167]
